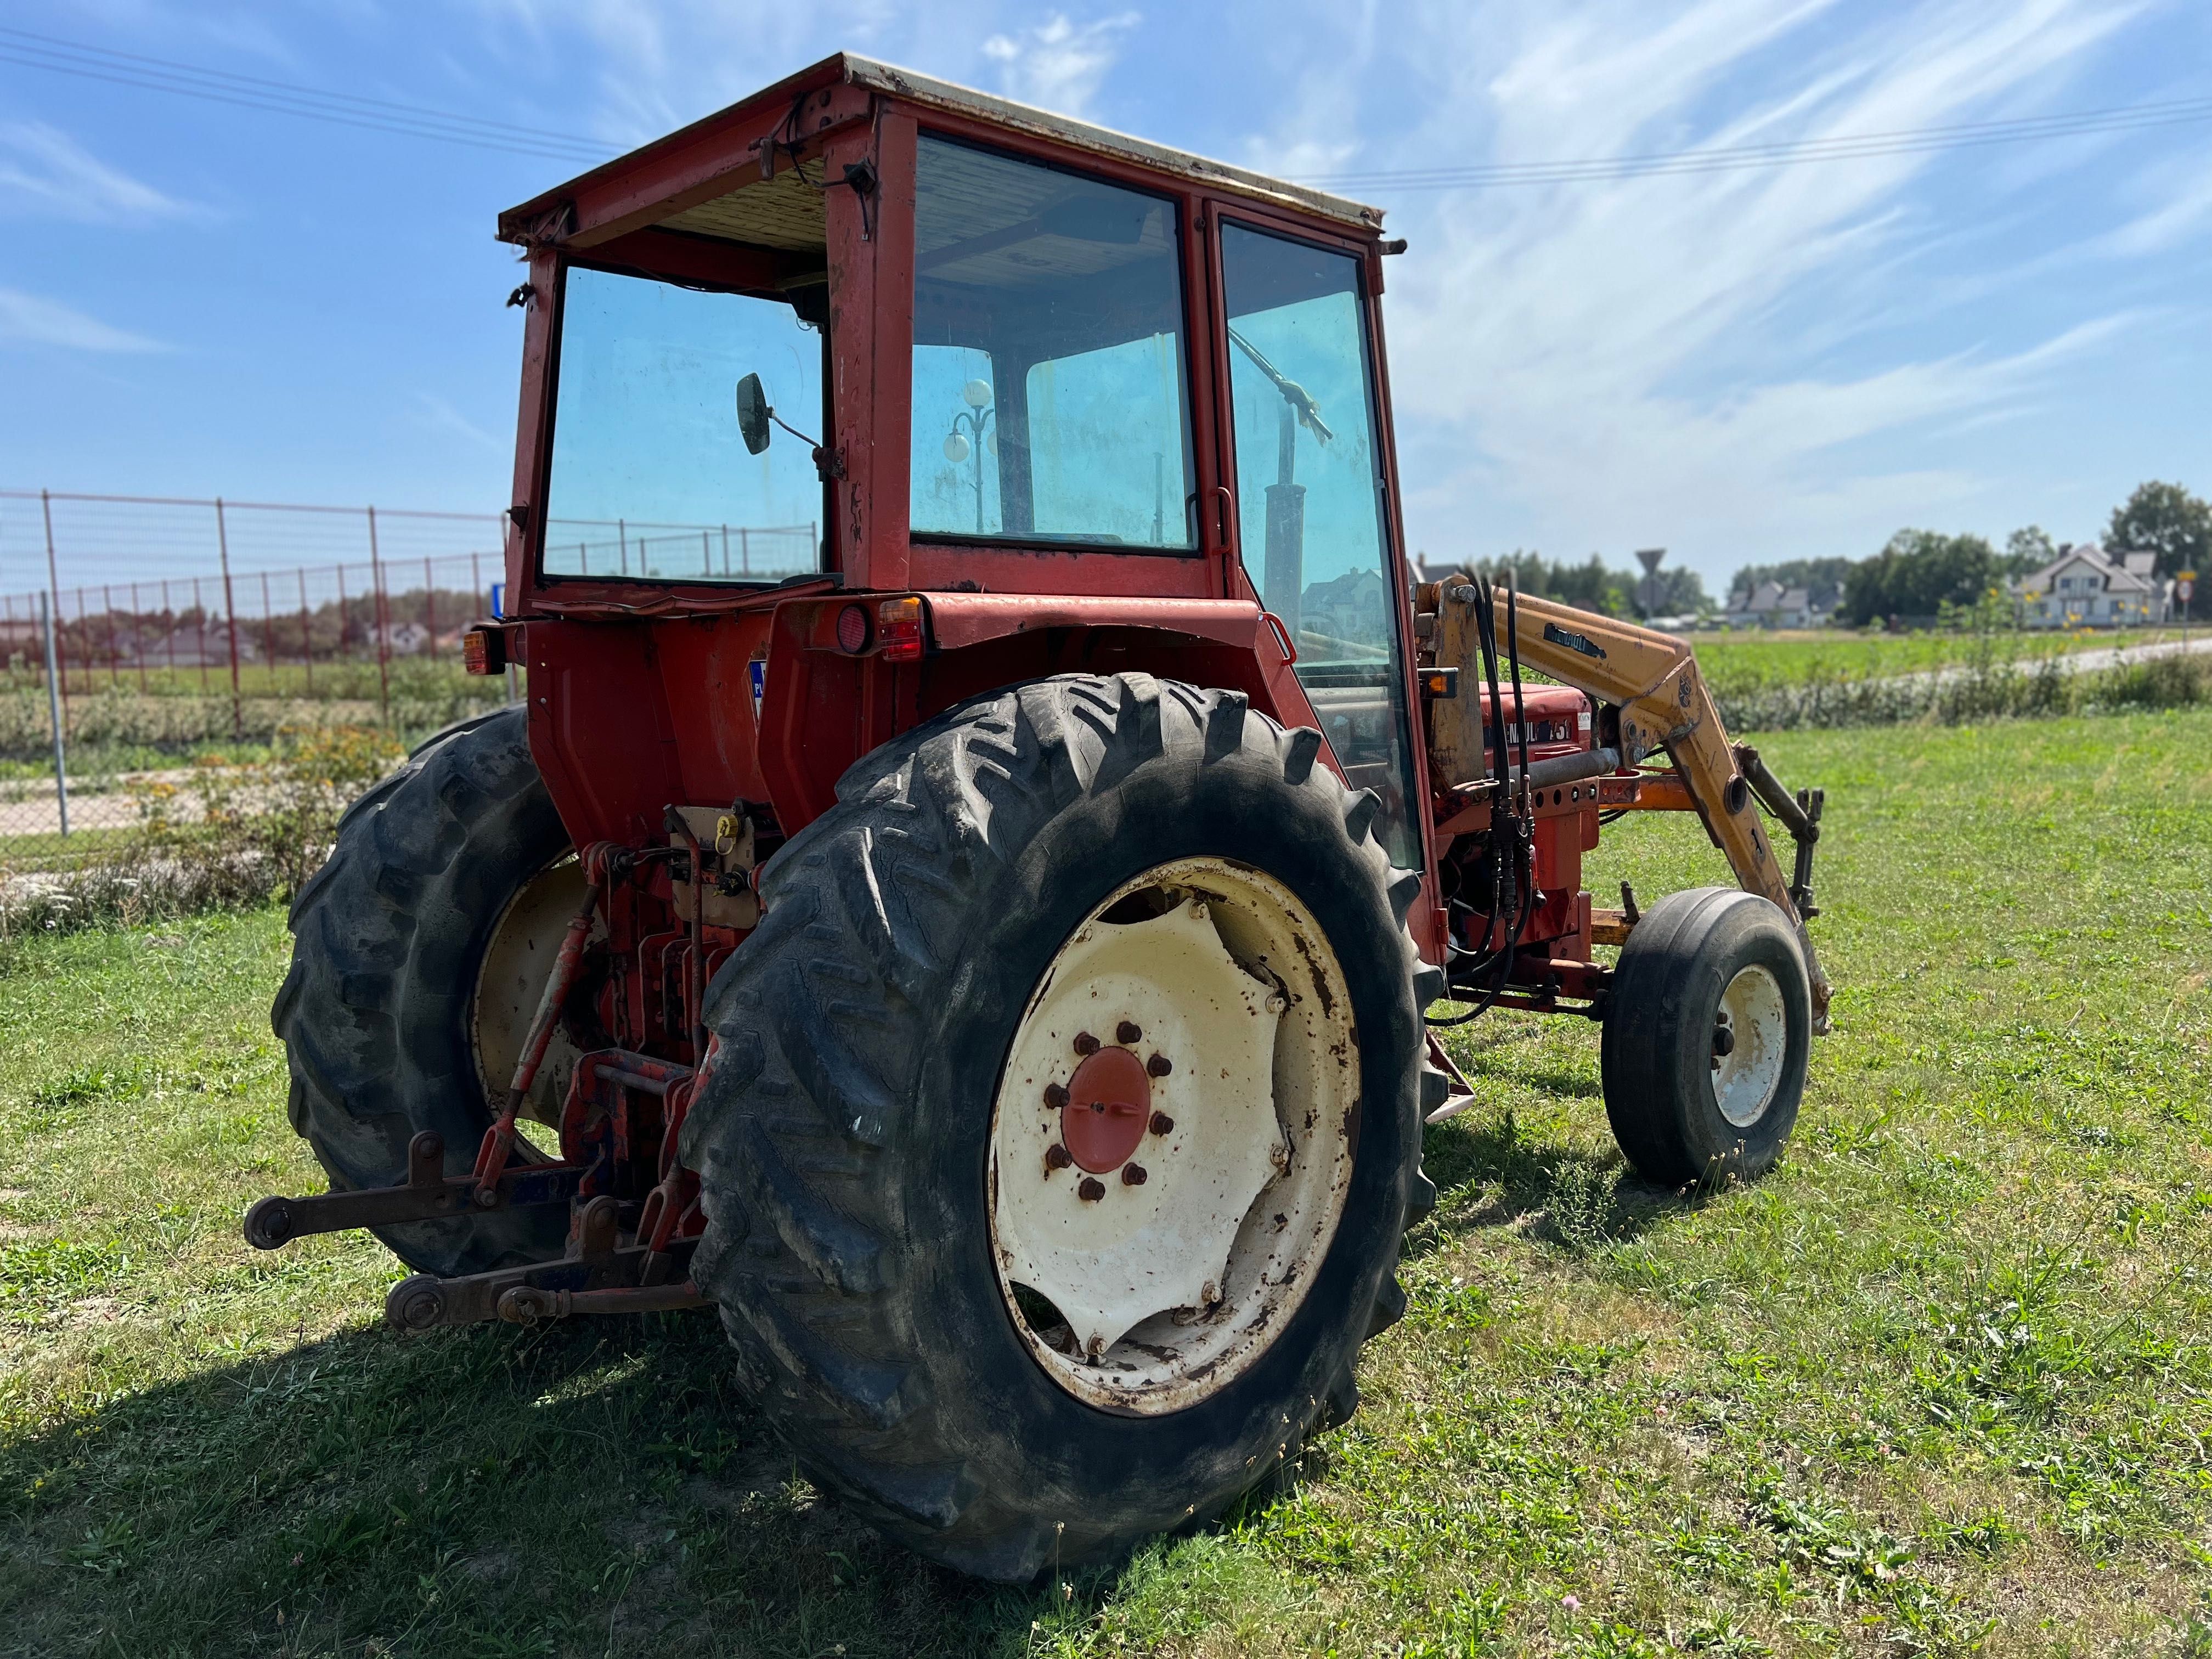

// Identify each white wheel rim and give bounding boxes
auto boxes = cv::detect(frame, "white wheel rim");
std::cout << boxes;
[470,853,596,1130]
[1712,962,1787,1128]
[988,856,1359,1415]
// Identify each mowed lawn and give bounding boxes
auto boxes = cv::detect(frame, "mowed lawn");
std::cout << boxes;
[2,710,2208,1658]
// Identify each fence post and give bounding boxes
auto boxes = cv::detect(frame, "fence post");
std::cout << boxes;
[423,555,436,658]
[215,497,244,741]
[619,518,628,576]
[259,571,278,692]
[103,583,121,687]
[130,581,148,692]
[40,489,69,723]
[297,568,314,695]
[366,507,391,725]
[38,591,68,837]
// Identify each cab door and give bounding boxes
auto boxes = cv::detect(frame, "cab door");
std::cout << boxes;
[1202,204,1430,877]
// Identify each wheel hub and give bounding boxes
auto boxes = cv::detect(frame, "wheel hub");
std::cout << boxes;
[988,856,1359,1414]
[1060,1045,1153,1173]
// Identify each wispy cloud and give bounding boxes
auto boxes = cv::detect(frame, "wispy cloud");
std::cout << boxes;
[415,392,504,452]
[1346,0,2200,573]
[0,120,202,224]
[0,287,167,352]
[980,12,1140,119]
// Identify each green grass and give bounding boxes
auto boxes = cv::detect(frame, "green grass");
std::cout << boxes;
[3,711,2209,1656]
[1687,626,2190,688]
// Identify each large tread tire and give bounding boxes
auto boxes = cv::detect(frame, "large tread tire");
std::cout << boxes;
[271,704,573,1276]
[1600,886,1810,1187]
[683,673,1444,1579]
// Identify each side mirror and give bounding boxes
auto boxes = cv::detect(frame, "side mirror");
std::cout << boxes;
[736,374,771,455]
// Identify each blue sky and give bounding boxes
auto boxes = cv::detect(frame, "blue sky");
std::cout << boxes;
[1,0,2207,595]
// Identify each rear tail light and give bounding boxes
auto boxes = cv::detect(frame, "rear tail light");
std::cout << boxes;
[836,603,872,654]
[878,596,925,663]
[461,624,509,675]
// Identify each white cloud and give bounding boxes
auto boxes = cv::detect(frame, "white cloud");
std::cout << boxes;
[980,12,1141,119]
[0,287,167,352]
[1356,0,2184,577]
[415,392,504,451]
[0,121,201,224]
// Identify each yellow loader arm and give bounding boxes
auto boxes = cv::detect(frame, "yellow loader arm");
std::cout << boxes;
[1423,581,1833,1031]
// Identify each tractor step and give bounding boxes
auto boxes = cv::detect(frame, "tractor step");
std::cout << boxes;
[241,1130,588,1251]
[382,1194,703,1330]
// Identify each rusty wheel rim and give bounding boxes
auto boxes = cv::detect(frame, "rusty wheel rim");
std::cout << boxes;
[987,856,1359,1414]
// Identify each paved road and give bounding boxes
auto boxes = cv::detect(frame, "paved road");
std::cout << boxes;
[1897,630,2211,690]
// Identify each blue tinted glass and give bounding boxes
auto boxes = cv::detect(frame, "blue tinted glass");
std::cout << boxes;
[1222,224,1419,865]
[544,266,826,582]
[911,137,1195,549]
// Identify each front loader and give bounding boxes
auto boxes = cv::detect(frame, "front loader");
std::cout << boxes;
[250,54,1830,1581]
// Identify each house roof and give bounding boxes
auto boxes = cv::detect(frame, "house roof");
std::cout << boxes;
[2018,543,2161,597]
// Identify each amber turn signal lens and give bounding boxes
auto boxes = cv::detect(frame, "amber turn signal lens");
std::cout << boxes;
[461,625,506,676]
[877,596,924,663]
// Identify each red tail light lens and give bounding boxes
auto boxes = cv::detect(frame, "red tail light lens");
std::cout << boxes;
[878,596,924,663]
[836,603,871,654]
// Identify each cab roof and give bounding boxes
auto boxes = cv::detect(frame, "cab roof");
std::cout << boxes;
[498,51,1383,246]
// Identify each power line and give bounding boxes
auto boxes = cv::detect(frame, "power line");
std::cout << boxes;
[1,22,2203,193]
[0,25,612,166]
[1296,95,2212,190]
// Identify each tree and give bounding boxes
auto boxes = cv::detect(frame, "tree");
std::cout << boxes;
[1838,530,1999,627]
[2004,526,2055,577]
[2106,481,2210,578]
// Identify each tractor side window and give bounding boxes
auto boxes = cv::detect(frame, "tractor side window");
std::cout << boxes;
[1221,222,1419,865]
[543,266,827,583]
[910,136,1197,550]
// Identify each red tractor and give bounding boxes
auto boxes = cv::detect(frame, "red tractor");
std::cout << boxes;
[251,54,1830,1579]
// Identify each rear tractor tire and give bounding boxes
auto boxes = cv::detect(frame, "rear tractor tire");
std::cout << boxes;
[682,673,1446,1580]
[1600,887,1811,1188]
[271,706,586,1277]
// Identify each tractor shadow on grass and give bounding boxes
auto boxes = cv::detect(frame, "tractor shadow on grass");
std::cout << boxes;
[0,1305,1124,1657]
[1415,1105,1707,1254]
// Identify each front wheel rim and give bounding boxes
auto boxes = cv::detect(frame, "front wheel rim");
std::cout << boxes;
[987,856,1359,1415]
[1712,962,1788,1128]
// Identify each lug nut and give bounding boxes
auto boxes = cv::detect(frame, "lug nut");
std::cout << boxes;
[1116,1020,1142,1045]
[1147,1053,1172,1077]
[1074,1032,1100,1056]
[1078,1177,1106,1202]
[1045,1143,1073,1171]
[1149,1111,1174,1136]
[1122,1163,1148,1186]
[1044,1082,1069,1109]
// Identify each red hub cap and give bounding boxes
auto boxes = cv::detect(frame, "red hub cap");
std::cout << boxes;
[1060,1045,1152,1173]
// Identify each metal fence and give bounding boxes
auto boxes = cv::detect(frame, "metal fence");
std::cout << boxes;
[0,488,815,877]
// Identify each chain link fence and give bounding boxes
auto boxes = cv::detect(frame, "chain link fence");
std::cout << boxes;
[0,488,813,904]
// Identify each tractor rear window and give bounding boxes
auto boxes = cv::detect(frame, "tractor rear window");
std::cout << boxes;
[910,136,1197,550]
[541,266,828,583]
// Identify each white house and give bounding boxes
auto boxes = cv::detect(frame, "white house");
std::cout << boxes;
[2013,544,2167,629]
[1722,580,1829,629]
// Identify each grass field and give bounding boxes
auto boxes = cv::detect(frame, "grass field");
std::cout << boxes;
[1686,627,2193,686]
[2,710,2208,1657]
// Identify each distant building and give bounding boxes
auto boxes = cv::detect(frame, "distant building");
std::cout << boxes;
[2012,544,2167,628]
[1722,580,1831,630]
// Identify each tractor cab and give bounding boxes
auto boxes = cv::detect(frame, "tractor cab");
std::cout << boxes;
[492,53,1429,877]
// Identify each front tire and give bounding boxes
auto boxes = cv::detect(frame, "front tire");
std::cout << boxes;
[1600,887,1810,1187]
[682,674,1443,1579]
